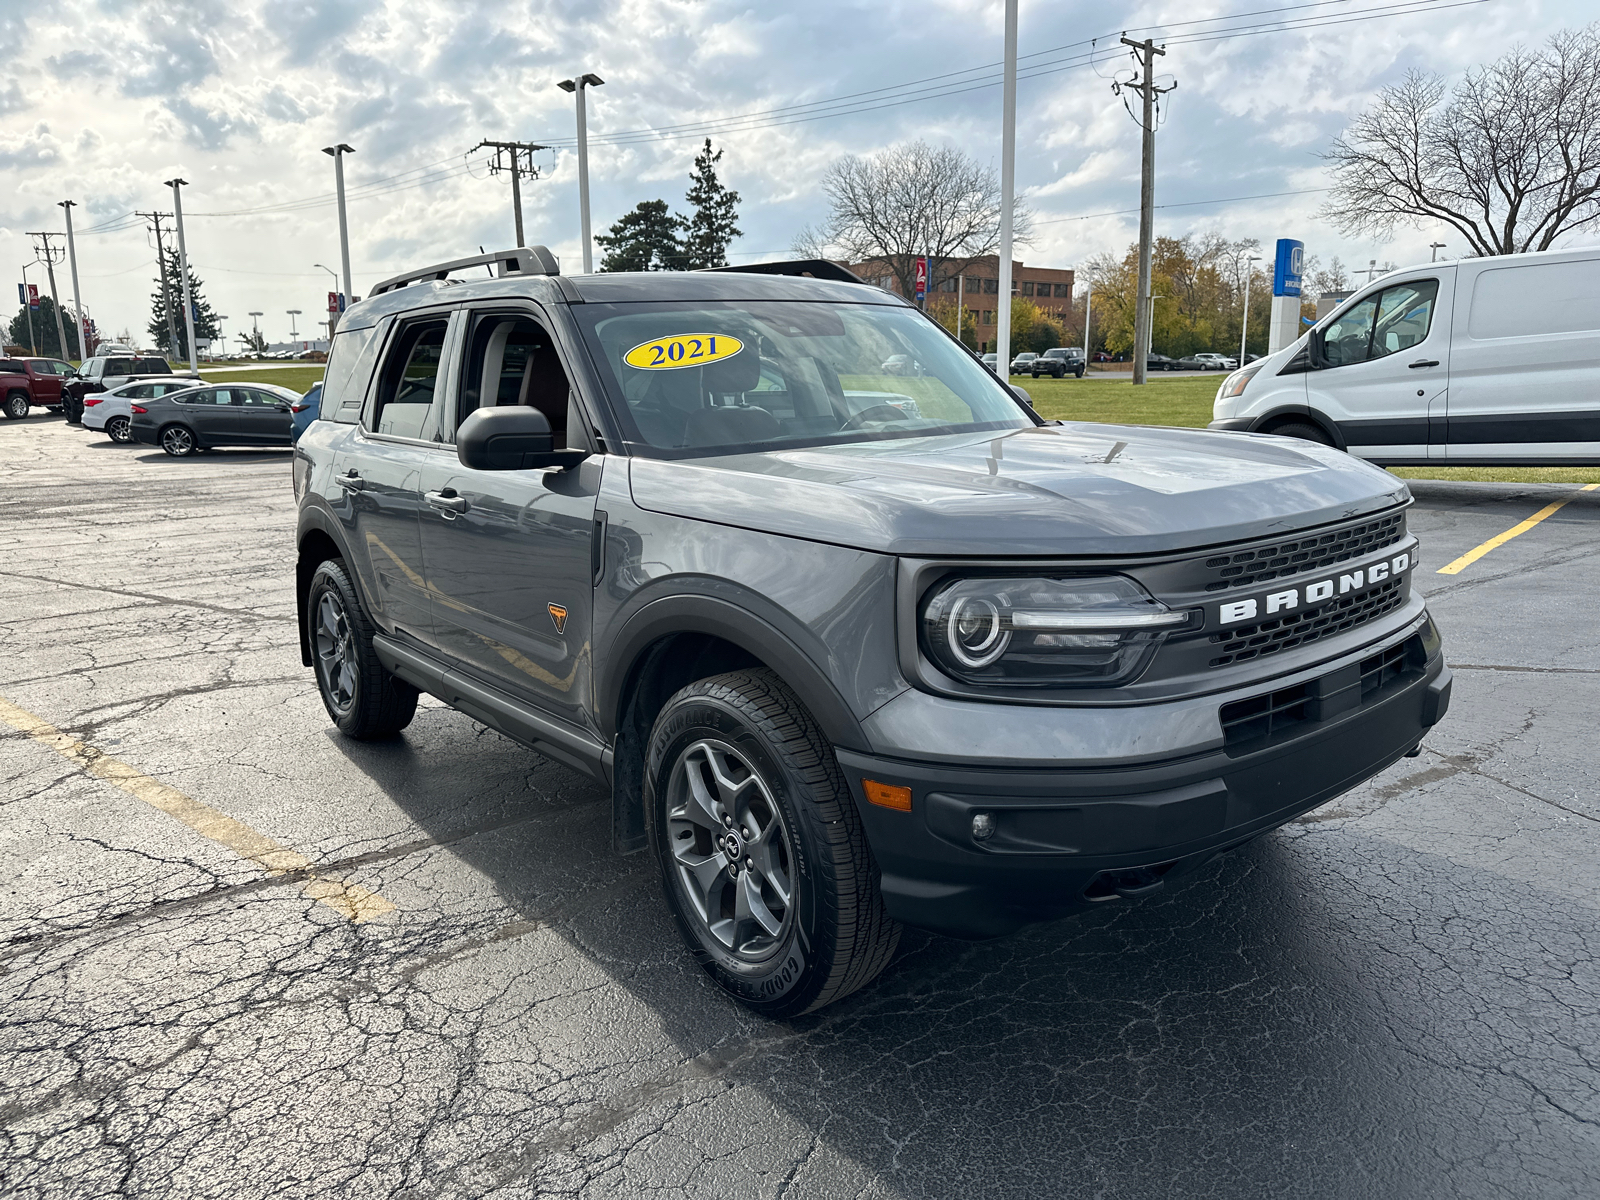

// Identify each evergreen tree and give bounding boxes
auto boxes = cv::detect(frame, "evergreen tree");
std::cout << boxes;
[147,249,220,359]
[596,200,687,272]
[681,139,742,269]
[7,294,69,357]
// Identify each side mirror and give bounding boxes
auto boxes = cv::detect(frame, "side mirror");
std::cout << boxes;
[1010,384,1034,410]
[1306,327,1328,369]
[457,406,590,471]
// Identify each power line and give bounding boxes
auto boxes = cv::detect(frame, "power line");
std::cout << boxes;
[1033,187,1331,225]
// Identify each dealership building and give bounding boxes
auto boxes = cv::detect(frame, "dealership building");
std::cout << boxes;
[844,255,1075,350]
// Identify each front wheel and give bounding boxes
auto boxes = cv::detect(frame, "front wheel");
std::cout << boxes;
[1269,421,1335,447]
[106,415,132,443]
[646,670,900,1018]
[3,392,27,420]
[307,558,419,738]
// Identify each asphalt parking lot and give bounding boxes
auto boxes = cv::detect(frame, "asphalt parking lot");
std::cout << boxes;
[3,415,1597,1199]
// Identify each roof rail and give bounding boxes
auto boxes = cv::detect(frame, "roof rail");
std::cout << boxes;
[370,246,561,296]
[701,258,867,285]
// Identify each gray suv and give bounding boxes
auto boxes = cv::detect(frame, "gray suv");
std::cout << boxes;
[293,248,1451,1017]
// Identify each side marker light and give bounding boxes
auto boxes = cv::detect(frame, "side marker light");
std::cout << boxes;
[862,780,912,811]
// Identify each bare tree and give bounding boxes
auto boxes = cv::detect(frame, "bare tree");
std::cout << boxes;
[1324,25,1600,255]
[815,140,1030,297]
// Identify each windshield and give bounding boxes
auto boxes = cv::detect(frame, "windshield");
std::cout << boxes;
[575,300,1034,458]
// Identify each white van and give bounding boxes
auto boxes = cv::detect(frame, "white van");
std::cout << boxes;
[1210,245,1600,464]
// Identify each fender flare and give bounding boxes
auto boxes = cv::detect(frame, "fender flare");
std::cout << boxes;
[294,507,358,668]
[597,592,870,753]
[1250,405,1347,451]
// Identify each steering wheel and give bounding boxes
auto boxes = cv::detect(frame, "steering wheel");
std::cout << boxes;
[839,404,912,431]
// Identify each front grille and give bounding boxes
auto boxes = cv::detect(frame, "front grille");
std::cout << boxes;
[1220,635,1425,749]
[1208,577,1406,667]
[1201,512,1405,592]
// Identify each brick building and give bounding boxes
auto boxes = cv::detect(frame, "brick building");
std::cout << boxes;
[844,255,1075,350]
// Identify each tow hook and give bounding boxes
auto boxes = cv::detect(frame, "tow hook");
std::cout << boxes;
[1084,862,1176,902]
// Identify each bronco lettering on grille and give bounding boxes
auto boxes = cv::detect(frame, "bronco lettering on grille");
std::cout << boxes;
[1217,552,1412,626]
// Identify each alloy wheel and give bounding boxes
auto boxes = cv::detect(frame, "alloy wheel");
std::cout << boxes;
[4,395,26,420]
[314,590,357,714]
[107,416,131,443]
[666,739,796,960]
[161,426,194,456]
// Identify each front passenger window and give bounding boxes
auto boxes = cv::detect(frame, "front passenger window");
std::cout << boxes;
[372,320,449,440]
[457,314,570,446]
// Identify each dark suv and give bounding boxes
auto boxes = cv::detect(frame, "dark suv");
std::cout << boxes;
[292,248,1451,1018]
[1031,347,1085,378]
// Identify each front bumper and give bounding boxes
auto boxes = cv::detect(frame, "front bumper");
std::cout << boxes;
[1207,417,1256,432]
[841,618,1449,939]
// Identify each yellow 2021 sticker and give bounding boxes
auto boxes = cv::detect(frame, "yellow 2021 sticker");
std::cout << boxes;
[623,333,744,371]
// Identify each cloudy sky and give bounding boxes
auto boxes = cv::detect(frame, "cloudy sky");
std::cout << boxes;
[0,0,1589,349]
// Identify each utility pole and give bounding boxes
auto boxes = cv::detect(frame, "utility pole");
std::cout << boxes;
[165,179,199,374]
[138,211,180,356]
[27,233,71,361]
[996,0,1018,377]
[955,272,964,344]
[557,74,604,272]
[474,140,546,247]
[58,201,86,359]
[321,144,355,331]
[1117,37,1175,386]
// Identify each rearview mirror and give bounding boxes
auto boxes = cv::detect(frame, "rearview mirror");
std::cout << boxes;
[457,406,590,471]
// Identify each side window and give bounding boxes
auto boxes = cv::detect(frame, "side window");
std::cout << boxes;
[125,384,154,399]
[106,358,137,375]
[235,389,276,406]
[1323,296,1379,368]
[195,389,231,405]
[456,313,571,445]
[52,361,74,375]
[370,319,449,440]
[1370,280,1438,359]
[321,324,381,424]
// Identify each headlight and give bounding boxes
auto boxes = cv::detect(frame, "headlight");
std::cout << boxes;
[920,575,1192,687]
[1217,364,1262,400]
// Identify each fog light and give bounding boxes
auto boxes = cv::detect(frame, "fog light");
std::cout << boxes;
[971,812,995,841]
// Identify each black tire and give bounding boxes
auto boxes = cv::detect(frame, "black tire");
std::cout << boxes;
[106,415,132,443]
[646,669,900,1018]
[64,397,82,425]
[307,557,419,739]
[3,392,27,420]
[1269,421,1335,447]
[159,424,198,456]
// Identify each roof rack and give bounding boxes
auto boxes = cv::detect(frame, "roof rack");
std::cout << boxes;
[370,246,561,296]
[701,259,867,285]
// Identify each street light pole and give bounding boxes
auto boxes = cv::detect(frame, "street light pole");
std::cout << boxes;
[321,144,355,329]
[248,311,263,356]
[164,179,199,374]
[314,263,339,336]
[59,200,86,359]
[1240,255,1260,368]
[557,74,604,273]
[1429,242,1446,262]
[1081,278,1093,365]
[287,310,301,339]
[995,0,1017,379]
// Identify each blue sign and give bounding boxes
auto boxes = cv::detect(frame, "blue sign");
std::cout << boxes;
[16,284,23,304]
[1273,239,1304,297]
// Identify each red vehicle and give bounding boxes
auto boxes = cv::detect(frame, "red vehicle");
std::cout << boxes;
[0,357,77,420]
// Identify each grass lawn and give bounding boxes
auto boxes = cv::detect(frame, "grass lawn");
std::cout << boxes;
[1013,375,1600,486]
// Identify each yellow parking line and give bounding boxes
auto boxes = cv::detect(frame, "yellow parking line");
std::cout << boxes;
[0,695,395,923]
[1436,483,1600,576]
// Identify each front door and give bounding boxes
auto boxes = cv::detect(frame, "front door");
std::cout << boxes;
[230,387,294,446]
[185,386,245,443]
[415,307,602,731]
[328,313,457,642]
[1308,272,1451,462]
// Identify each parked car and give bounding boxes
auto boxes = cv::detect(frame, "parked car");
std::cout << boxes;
[129,382,300,455]
[979,353,999,373]
[291,381,323,443]
[289,247,1450,1019]
[81,377,203,443]
[64,354,196,423]
[1031,348,1084,378]
[881,354,924,376]
[1091,351,1112,363]
[1145,353,1179,372]
[1009,351,1038,374]
[1211,244,1600,465]
[0,356,77,419]
[1176,353,1228,371]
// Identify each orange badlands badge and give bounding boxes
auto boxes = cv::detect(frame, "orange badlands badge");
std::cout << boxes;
[547,604,568,634]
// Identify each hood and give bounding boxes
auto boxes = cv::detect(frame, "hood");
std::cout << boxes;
[627,423,1410,557]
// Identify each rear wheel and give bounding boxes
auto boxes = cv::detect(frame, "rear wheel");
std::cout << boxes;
[646,669,900,1018]
[307,558,419,739]
[63,397,82,425]
[3,392,27,420]
[160,424,197,456]
[106,415,132,443]
[1268,421,1335,447]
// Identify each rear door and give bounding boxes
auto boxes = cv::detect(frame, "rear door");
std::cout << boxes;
[1445,253,1600,461]
[185,387,241,443]
[413,304,603,731]
[1306,272,1451,463]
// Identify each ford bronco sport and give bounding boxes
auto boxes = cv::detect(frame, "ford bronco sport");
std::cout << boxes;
[292,248,1451,1017]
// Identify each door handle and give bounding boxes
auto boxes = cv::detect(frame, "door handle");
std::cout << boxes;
[1408,359,1440,368]
[337,470,365,491]
[425,490,471,516]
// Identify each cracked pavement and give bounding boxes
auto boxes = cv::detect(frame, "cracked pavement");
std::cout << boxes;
[2,415,1597,1198]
